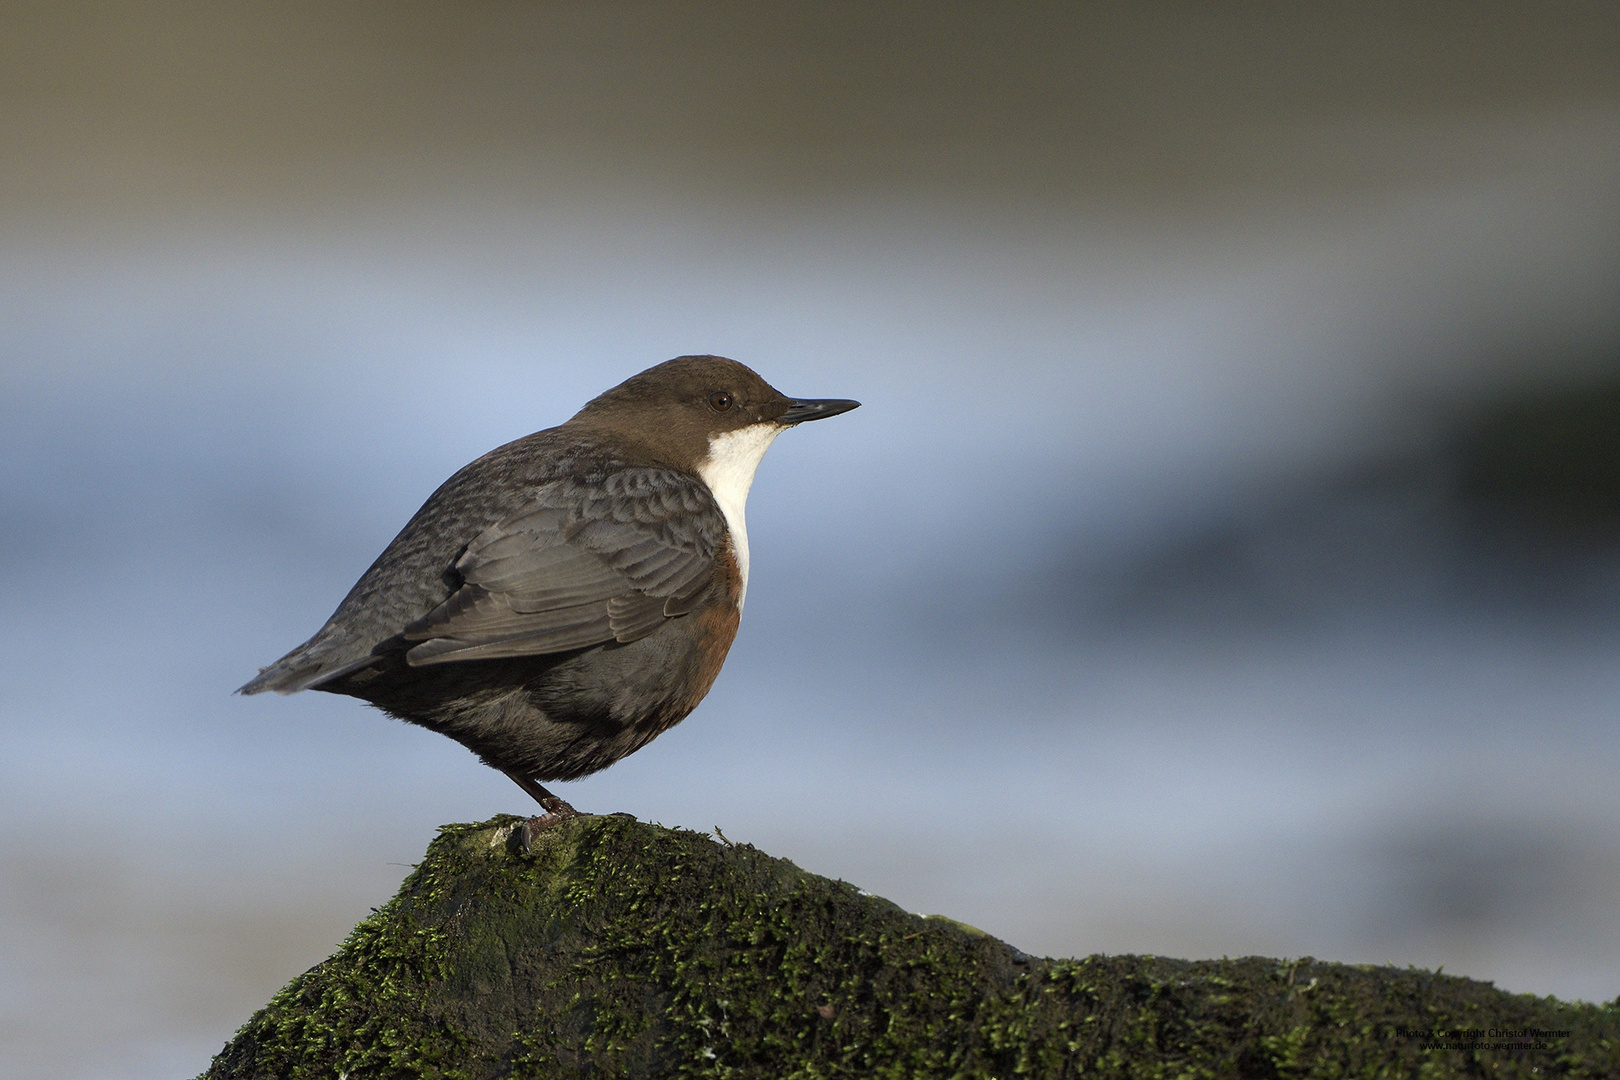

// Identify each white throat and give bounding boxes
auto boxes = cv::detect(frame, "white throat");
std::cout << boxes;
[695,423,784,610]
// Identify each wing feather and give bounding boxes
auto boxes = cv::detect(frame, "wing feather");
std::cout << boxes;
[401,469,724,667]
[607,593,671,643]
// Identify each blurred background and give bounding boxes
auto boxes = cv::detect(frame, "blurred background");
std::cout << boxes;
[3,3,1619,1076]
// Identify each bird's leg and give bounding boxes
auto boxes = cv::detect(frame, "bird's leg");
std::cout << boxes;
[504,771,585,843]
[504,770,579,814]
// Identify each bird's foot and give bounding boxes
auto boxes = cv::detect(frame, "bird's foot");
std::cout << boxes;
[504,771,589,836]
[518,798,588,850]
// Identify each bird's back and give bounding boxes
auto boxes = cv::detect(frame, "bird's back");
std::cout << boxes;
[240,426,631,694]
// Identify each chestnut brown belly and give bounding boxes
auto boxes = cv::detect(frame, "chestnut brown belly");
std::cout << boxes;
[321,603,742,781]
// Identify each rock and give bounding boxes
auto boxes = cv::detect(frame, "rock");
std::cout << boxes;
[203,814,1619,1078]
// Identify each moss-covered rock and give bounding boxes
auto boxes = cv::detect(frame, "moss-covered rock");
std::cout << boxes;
[204,814,1619,1079]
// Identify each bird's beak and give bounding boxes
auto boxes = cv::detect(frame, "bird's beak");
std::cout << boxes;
[778,398,861,424]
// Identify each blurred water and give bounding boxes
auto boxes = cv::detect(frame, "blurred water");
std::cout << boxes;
[4,127,1620,1077]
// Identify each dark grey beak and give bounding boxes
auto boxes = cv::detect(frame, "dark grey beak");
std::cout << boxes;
[779,398,861,424]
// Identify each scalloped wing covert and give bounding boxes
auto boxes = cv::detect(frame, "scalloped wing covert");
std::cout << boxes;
[401,469,725,665]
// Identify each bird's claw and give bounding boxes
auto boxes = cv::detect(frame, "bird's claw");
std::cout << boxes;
[518,801,589,850]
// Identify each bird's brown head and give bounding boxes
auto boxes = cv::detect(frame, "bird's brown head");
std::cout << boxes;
[568,354,859,472]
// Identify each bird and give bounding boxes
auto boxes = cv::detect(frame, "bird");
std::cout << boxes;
[240,355,858,822]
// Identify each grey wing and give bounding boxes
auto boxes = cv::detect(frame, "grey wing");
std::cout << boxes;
[400,470,724,666]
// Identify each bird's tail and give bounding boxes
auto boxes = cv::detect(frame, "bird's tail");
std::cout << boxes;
[237,631,377,695]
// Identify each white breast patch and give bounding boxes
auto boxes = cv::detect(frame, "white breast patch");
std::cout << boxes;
[695,422,784,610]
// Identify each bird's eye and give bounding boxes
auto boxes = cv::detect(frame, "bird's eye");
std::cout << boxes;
[707,391,734,412]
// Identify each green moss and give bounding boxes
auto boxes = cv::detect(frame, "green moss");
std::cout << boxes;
[204,815,1620,1079]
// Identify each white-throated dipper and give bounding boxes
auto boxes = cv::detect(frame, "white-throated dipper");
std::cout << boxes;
[240,355,858,822]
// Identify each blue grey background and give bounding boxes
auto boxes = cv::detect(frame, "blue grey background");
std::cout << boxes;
[3,6,1619,1077]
